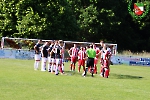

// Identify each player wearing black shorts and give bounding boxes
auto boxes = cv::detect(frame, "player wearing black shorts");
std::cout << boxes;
[82,45,96,77]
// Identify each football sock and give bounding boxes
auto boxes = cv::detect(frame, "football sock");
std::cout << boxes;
[83,66,85,71]
[59,65,63,73]
[105,68,109,78]
[51,65,53,73]
[62,64,64,72]
[70,64,72,71]
[48,63,50,71]
[55,66,58,74]
[78,66,81,72]
[73,64,75,71]
[36,61,40,69]
[34,61,37,70]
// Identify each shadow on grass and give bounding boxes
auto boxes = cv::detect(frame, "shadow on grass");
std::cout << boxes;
[110,73,143,79]
[64,71,93,77]
[64,71,76,76]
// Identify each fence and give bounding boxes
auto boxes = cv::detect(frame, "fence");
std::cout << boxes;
[0,48,34,60]
[1,48,150,66]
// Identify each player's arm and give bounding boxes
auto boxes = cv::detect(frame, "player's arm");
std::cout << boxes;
[76,48,79,57]
[85,49,88,59]
[50,50,53,56]
[34,44,38,53]
[78,50,80,60]
[60,47,63,55]
[83,52,86,60]
[41,46,44,57]
[94,50,96,58]
[96,50,101,57]
[96,50,102,56]
[50,47,55,55]
[68,48,72,57]
[47,48,51,55]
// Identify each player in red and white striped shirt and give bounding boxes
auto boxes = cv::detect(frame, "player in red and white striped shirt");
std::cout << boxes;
[59,40,65,74]
[68,44,78,71]
[100,44,111,78]
[78,46,86,72]
[93,44,100,74]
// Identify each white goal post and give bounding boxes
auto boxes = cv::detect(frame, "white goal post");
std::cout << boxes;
[64,41,117,55]
[0,37,117,60]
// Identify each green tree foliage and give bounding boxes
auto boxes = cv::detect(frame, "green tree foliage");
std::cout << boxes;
[0,0,150,51]
[0,0,18,37]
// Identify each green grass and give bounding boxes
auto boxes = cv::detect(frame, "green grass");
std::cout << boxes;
[0,59,150,100]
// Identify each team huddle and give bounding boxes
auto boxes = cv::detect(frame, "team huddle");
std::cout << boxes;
[34,40,112,78]
[34,40,65,75]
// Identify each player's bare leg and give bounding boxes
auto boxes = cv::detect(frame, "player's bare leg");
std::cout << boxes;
[104,68,109,78]
[73,63,76,71]
[70,63,73,71]
[61,63,65,73]
[83,66,85,72]
[94,65,97,74]
[34,59,40,70]
[78,65,81,72]
[48,62,52,72]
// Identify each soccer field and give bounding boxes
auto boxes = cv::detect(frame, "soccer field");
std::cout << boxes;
[0,59,150,100]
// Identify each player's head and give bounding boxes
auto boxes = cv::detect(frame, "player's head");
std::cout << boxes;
[100,40,104,47]
[89,44,93,48]
[107,47,111,52]
[83,47,86,51]
[51,40,55,45]
[73,44,76,48]
[80,46,83,50]
[93,44,96,49]
[44,41,49,46]
[59,40,64,46]
[103,44,107,49]
[55,40,59,45]
[86,45,89,49]
[38,39,42,43]
[91,43,95,45]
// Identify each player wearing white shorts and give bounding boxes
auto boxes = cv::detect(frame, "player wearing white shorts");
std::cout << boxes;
[47,41,55,72]
[34,39,42,70]
[100,44,111,78]
[41,42,49,71]
[59,40,65,73]
[53,40,63,75]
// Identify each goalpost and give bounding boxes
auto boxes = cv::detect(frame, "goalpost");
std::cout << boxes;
[0,37,43,59]
[64,41,117,54]
[0,37,117,60]
[63,41,117,62]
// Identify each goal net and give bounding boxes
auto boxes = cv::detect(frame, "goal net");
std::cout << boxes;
[1,37,42,50]
[0,37,117,60]
[64,41,117,61]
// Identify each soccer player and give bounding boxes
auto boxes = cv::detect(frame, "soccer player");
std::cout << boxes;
[82,45,96,77]
[85,46,89,66]
[98,40,104,74]
[34,39,42,70]
[59,40,65,73]
[53,40,63,75]
[41,41,49,71]
[100,44,111,78]
[93,44,100,74]
[78,46,86,72]
[47,40,55,72]
[68,44,78,71]
[49,40,56,73]
[99,40,104,50]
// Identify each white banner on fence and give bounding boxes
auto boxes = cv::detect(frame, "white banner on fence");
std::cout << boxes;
[0,49,150,66]
[0,49,34,59]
